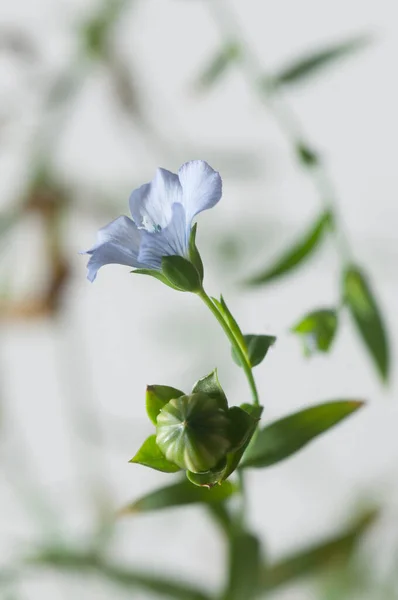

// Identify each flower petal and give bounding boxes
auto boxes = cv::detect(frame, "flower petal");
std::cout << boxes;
[83,216,143,281]
[138,203,188,269]
[129,168,182,231]
[178,160,222,225]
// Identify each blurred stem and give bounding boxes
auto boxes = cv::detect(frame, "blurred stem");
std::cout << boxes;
[197,289,259,406]
[208,0,352,265]
[237,469,247,527]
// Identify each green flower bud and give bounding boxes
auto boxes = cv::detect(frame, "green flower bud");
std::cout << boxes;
[156,393,231,473]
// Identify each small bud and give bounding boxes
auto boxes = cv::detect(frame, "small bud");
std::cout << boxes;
[156,393,231,473]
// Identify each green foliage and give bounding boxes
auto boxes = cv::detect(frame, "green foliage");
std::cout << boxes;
[296,142,320,167]
[221,530,262,600]
[271,35,370,86]
[196,41,241,89]
[245,211,333,286]
[232,334,276,367]
[129,435,181,473]
[119,479,237,514]
[261,508,378,592]
[81,0,126,59]
[292,309,338,356]
[241,400,363,468]
[161,255,202,292]
[192,369,228,410]
[146,384,185,425]
[188,223,204,282]
[344,265,390,382]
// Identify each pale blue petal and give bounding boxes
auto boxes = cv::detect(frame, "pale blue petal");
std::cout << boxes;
[178,160,222,225]
[83,216,143,281]
[129,168,182,231]
[138,203,188,269]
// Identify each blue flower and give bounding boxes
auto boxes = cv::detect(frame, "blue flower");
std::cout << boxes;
[83,160,222,282]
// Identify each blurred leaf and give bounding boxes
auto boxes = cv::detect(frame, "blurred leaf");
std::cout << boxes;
[146,384,185,425]
[212,295,250,362]
[196,41,241,89]
[232,334,276,367]
[261,508,378,592]
[222,530,262,600]
[120,479,237,514]
[161,255,202,292]
[192,369,228,410]
[241,400,363,468]
[244,211,332,286]
[81,0,127,59]
[31,547,211,600]
[292,309,338,356]
[344,265,389,382]
[129,435,181,473]
[271,35,370,86]
[296,142,320,167]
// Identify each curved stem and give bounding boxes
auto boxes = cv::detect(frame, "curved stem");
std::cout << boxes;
[197,289,260,406]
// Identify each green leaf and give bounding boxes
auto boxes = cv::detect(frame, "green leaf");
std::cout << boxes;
[261,508,378,591]
[196,41,241,89]
[188,223,204,282]
[292,309,338,356]
[296,142,320,168]
[129,435,180,473]
[272,35,370,86]
[212,296,250,362]
[146,384,185,425]
[31,546,212,600]
[161,256,202,292]
[119,479,237,514]
[221,530,262,600]
[344,265,389,382]
[244,211,333,286]
[191,369,228,411]
[232,334,276,367]
[132,268,181,290]
[241,400,364,469]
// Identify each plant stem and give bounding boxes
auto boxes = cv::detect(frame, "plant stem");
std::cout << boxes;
[197,289,259,406]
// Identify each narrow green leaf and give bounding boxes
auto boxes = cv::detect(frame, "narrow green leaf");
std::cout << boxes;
[161,256,202,292]
[261,508,378,591]
[241,400,364,469]
[132,268,181,290]
[196,41,241,89]
[130,435,180,473]
[232,334,276,367]
[272,35,370,86]
[188,223,204,282]
[344,265,389,382]
[120,479,237,514]
[212,295,250,362]
[245,211,332,286]
[191,369,228,410]
[292,309,338,356]
[222,530,262,600]
[146,384,185,425]
[31,546,212,600]
[296,142,320,167]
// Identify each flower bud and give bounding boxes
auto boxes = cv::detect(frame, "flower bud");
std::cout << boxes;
[156,393,231,473]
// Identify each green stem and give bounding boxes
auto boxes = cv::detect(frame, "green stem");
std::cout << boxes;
[197,289,260,406]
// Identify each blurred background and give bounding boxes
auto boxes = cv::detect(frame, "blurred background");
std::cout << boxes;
[0,0,397,598]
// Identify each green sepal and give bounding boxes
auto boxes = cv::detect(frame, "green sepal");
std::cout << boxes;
[129,435,181,473]
[186,457,228,488]
[232,334,276,368]
[188,223,204,283]
[221,404,263,481]
[192,369,228,411]
[161,255,202,292]
[227,406,256,452]
[132,268,182,291]
[292,309,338,356]
[146,384,185,425]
